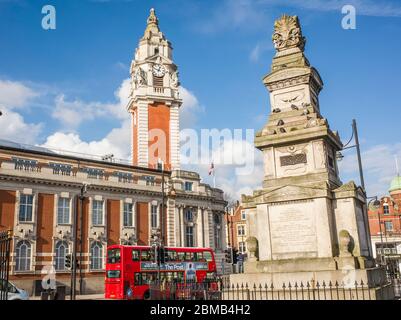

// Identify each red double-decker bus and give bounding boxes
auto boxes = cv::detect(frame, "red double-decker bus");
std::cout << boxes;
[105,245,218,299]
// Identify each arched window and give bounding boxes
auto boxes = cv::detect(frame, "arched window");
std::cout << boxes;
[55,241,69,271]
[90,242,103,270]
[15,241,31,271]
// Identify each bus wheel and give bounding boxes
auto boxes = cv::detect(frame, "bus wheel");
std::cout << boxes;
[143,291,151,300]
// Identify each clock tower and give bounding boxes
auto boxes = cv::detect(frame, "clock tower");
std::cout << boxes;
[127,8,182,170]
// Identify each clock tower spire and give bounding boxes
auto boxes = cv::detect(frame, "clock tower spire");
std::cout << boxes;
[127,8,182,170]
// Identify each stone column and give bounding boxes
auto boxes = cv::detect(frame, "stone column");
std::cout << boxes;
[169,103,180,170]
[208,210,215,249]
[180,206,185,246]
[196,207,202,247]
[137,101,149,168]
[166,198,176,246]
[203,208,210,247]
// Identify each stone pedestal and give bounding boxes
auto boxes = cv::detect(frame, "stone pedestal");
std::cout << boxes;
[233,15,394,300]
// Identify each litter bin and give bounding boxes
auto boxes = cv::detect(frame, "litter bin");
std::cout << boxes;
[40,291,49,300]
[55,285,66,300]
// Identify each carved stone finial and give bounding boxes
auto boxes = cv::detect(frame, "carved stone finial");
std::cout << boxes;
[272,15,306,52]
[147,8,158,26]
[143,8,160,40]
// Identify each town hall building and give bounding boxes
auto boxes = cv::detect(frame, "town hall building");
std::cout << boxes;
[0,9,227,294]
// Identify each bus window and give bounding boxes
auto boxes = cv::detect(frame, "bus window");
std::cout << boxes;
[196,252,206,262]
[167,250,178,261]
[178,252,185,261]
[134,273,142,285]
[132,249,140,261]
[184,252,193,261]
[203,251,213,262]
[107,248,121,264]
[106,270,121,278]
[142,272,157,284]
[141,249,154,261]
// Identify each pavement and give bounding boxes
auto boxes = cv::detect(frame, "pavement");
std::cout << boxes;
[30,293,107,300]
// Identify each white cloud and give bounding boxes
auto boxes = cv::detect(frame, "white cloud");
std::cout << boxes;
[339,143,401,197]
[51,78,131,129]
[264,0,401,18]
[249,40,273,62]
[199,0,269,34]
[179,86,203,128]
[0,107,42,144]
[41,119,131,160]
[0,79,39,109]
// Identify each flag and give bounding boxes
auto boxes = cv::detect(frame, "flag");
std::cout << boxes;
[208,162,214,176]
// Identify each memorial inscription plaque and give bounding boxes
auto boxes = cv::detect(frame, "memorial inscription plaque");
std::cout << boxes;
[270,205,317,257]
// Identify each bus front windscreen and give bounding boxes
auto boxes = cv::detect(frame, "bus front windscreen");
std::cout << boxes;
[107,248,121,264]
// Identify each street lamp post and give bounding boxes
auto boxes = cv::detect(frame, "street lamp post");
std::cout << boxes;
[368,196,385,266]
[338,119,372,257]
[79,183,88,295]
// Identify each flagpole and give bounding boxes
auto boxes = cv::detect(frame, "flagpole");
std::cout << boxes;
[213,172,216,188]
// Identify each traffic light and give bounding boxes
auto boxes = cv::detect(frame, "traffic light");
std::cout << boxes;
[232,249,239,264]
[224,248,232,264]
[152,245,158,264]
[65,254,72,270]
[157,246,166,265]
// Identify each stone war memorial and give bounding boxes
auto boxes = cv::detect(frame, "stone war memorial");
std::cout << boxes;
[230,15,394,299]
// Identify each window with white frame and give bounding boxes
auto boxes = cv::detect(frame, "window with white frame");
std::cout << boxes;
[151,204,158,228]
[384,221,393,231]
[383,204,390,215]
[237,225,246,236]
[241,210,246,220]
[92,200,104,225]
[239,241,246,253]
[184,181,193,191]
[123,202,134,227]
[55,241,69,271]
[185,208,193,222]
[90,241,103,270]
[15,240,31,271]
[57,197,70,224]
[19,194,33,222]
[185,226,194,247]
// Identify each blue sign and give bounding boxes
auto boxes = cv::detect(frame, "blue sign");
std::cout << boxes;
[140,262,208,271]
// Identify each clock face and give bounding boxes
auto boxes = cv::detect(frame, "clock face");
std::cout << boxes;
[152,64,166,77]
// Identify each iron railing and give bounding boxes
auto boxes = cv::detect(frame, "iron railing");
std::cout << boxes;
[0,230,12,300]
[147,277,397,300]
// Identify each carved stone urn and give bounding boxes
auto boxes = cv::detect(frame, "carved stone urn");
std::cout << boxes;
[339,230,352,257]
[246,236,259,262]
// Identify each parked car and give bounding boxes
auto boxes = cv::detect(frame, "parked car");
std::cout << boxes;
[0,279,29,300]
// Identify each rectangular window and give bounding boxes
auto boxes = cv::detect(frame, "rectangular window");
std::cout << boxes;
[151,205,158,228]
[383,205,390,215]
[92,200,104,225]
[239,242,246,253]
[237,225,246,236]
[184,208,193,222]
[57,198,70,224]
[241,210,246,220]
[184,182,193,191]
[123,203,133,227]
[185,226,194,247]
[19,194,33,222]
[144,176,156,186]
[384,221,393,231]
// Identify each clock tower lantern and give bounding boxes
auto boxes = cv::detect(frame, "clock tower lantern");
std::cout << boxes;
[127,8,182,170]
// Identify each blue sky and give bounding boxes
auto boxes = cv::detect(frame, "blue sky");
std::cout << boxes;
[1,0,401,199]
